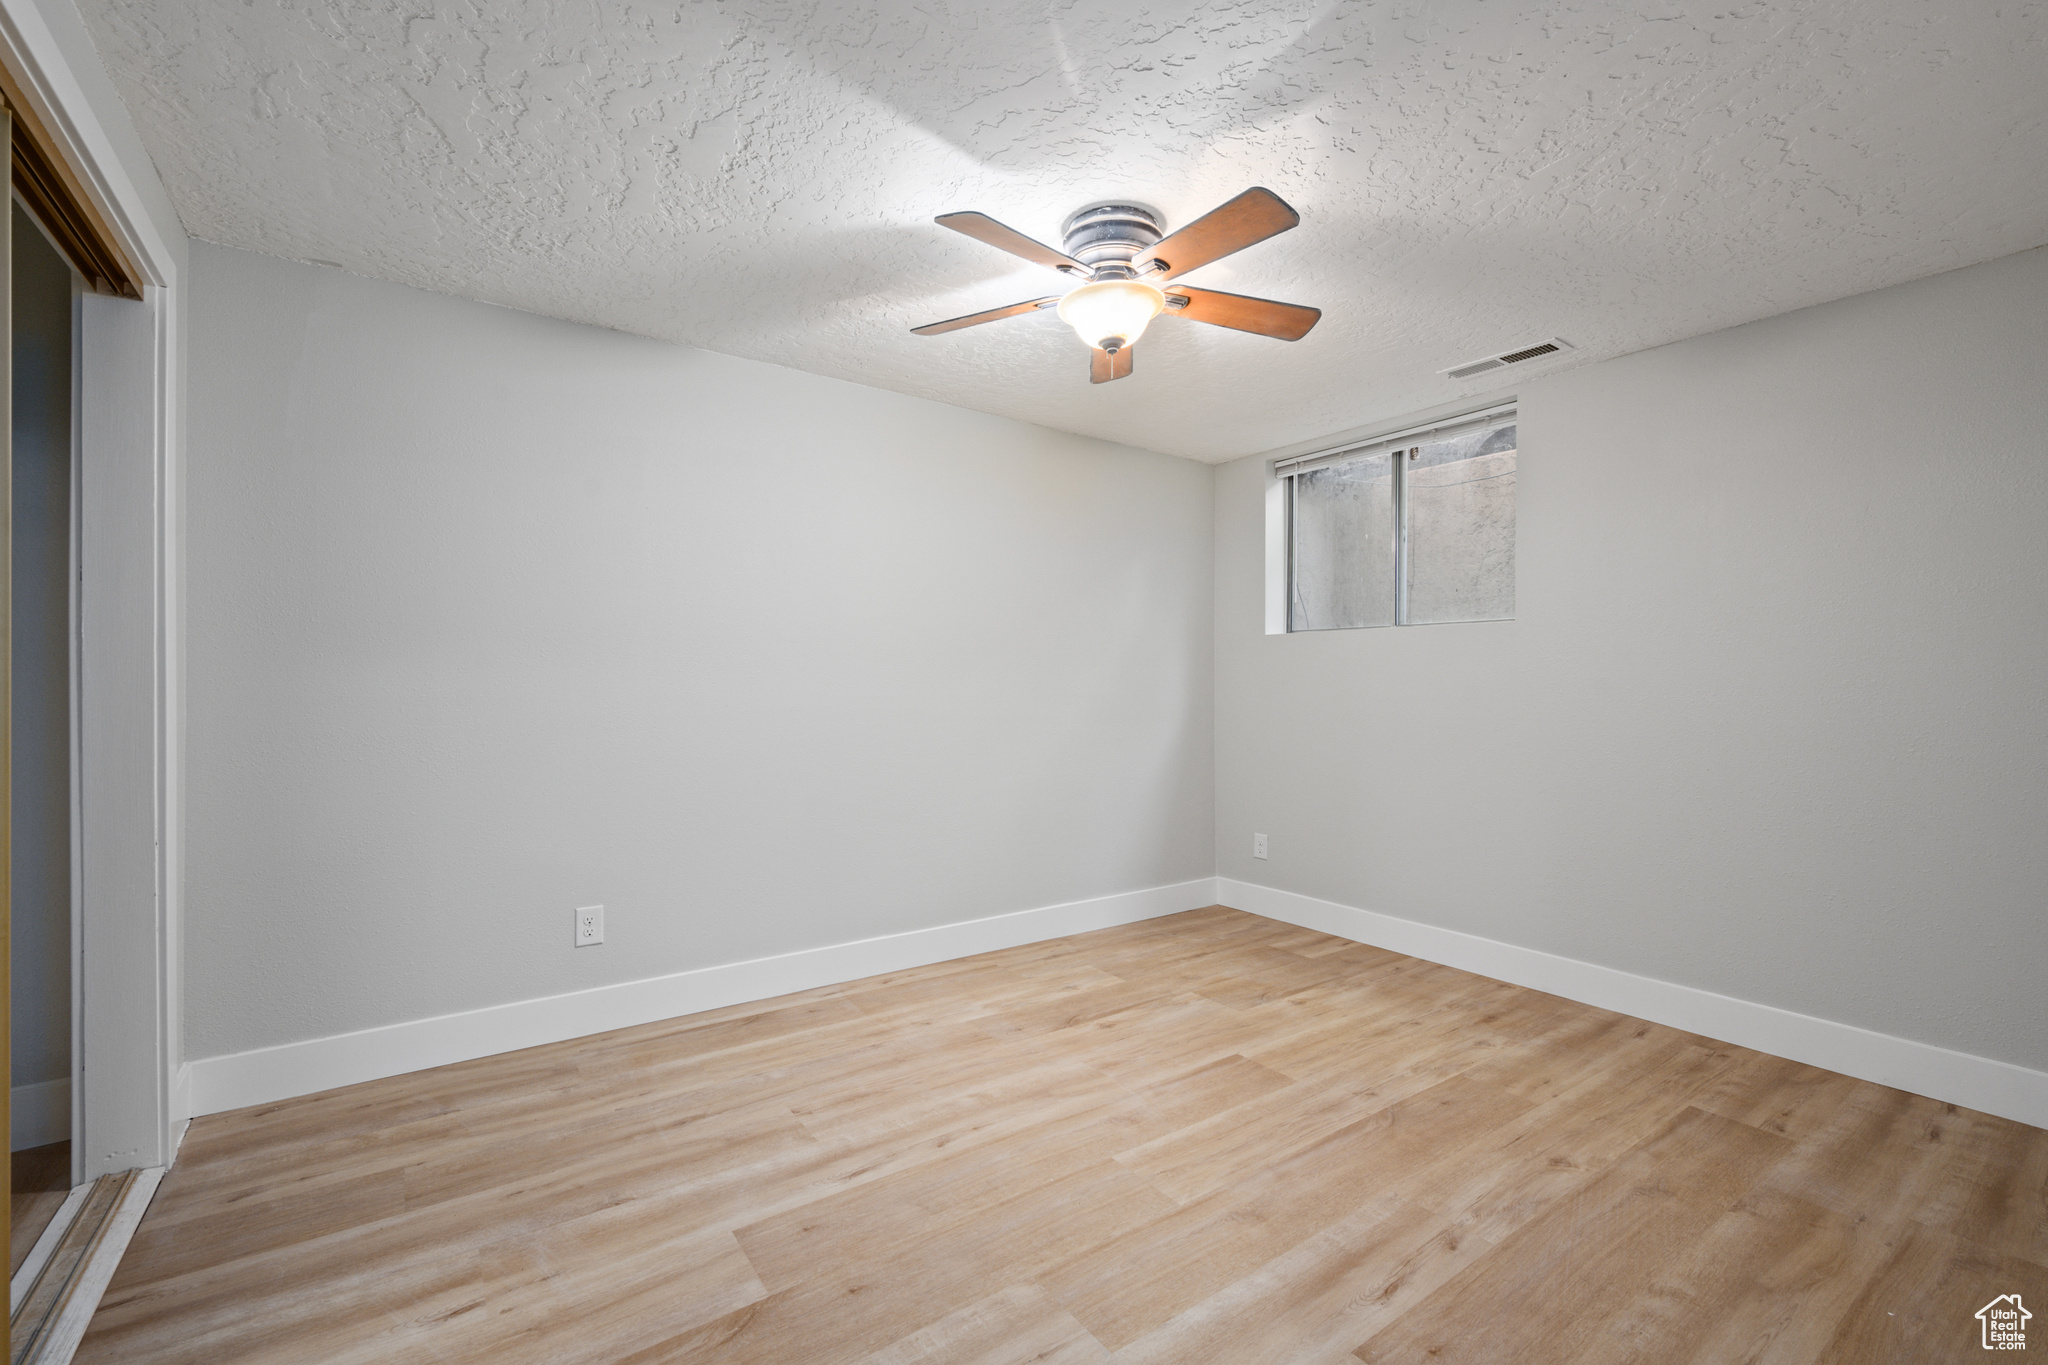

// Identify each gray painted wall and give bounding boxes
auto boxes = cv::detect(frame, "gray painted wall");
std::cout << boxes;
[185,243,1214,1060]
[11,206,73,1095]
[1215,245,2048,1071]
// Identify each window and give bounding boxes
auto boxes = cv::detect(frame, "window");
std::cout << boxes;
[1282,407,1515,631]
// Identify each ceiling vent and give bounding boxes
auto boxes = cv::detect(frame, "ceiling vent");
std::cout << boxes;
[1441,337,1574,381]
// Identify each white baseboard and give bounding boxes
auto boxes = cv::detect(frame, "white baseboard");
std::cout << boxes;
[12,1078,71,1151]
[187,877,1222,1117]
[1219,878,2048,1132]
[187,874,2048,1133]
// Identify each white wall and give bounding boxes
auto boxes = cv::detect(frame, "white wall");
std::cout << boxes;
[1216,245,2048,1075]
[185,243,1213,1062]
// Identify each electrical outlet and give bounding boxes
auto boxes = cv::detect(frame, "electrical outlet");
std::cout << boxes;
[1253,833,1269,859]
[575,904,604,947]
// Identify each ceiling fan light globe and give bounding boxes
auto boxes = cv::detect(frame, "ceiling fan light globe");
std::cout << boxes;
[1057,279,1165,353]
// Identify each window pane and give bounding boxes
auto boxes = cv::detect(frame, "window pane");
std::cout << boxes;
[1290,452,1396,630]
[1404,422,1515,624]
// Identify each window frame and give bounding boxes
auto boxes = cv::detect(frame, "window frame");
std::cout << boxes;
[1279,404,1516,634]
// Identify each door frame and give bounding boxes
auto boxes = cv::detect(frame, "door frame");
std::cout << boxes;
[0,0,184,1182]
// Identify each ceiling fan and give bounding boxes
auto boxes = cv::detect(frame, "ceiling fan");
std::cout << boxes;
[911,188,1321,383]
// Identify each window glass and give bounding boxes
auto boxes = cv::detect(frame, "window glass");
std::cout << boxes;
[1404,423,1516,625]
[1289,451,1395,630]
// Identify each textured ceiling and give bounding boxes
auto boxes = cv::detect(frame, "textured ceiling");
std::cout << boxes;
[80,0,2048,461]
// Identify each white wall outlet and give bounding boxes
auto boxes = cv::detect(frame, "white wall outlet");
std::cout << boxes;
[575,904,604,947]
[1253,833,1269,859]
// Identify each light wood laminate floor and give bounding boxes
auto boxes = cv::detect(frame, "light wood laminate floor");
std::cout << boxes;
[78,907,2048,1363]
[10,1140,72,1275]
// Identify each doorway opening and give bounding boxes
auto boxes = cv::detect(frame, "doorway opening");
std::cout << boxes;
[10,194,78,1277]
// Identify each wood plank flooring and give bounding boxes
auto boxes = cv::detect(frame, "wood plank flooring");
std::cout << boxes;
[73,907,2048,1364]
[10,1140,71,1276]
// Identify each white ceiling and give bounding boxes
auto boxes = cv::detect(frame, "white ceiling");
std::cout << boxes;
[80,0,2048,462]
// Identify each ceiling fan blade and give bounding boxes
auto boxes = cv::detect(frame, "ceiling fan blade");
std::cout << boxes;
[1090,346,1134,383]
[910,297,1060,336]
[935,212,1089,275]
[1136,188,1300,280]
[1162,285,1320,341]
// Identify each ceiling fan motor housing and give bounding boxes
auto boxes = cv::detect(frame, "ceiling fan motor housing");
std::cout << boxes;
[1061,203,1163,276]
